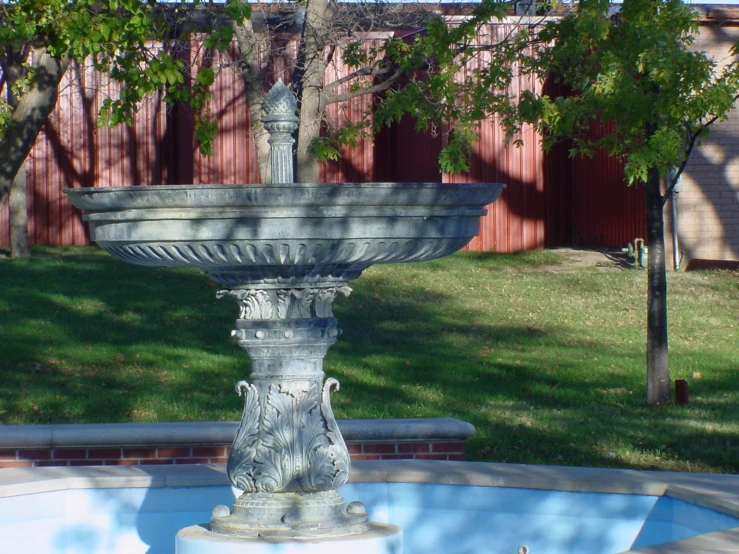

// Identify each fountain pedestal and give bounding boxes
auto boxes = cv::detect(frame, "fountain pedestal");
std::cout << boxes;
[179,273,400,550]
[209,285,367,538]
[176,279,402,554]
[176,283,403,552]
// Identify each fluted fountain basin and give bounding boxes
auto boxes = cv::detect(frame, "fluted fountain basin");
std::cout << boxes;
[65,182,503,287]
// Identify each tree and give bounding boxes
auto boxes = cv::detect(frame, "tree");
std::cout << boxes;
[379,0,739,405]
[0,0,195,257]
[379,0,739,406]
[220,0,512,182]
[519,0,739,405]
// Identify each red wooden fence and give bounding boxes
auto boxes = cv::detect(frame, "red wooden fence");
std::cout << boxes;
[0,26,645,251]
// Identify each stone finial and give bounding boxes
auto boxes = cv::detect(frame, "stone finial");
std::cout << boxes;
[261,80,300,184]
[262,80,298,119]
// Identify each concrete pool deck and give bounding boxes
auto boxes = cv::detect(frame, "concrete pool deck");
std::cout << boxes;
[1,460,737,553]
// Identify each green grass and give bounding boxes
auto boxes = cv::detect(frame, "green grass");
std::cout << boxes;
[1,246,737,473]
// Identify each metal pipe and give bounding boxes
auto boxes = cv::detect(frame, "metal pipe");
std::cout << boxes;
[666,167,682,272]
[671,191,680,271]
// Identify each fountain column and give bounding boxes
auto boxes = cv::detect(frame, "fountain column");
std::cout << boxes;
[208,284,371,537]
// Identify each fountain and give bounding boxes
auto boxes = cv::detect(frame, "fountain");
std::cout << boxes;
[64,81,503,553]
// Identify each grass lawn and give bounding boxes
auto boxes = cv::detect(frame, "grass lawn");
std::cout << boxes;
[1,246,737,473]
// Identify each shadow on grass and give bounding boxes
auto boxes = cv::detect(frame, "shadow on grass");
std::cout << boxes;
[330,270,738,473]
[461,248,564,268]
[0,247,241,423]
[1,247,737,472]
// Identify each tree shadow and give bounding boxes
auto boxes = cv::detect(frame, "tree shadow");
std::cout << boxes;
[3,22,736,263]
[38,466,704,554]
[0,248,241,423]
[675,138,739,264]
[329,265,737,472]
[372,78,644,254]
[1,246,737,474]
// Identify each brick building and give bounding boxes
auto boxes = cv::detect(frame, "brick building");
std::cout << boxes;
[664,7,739,266]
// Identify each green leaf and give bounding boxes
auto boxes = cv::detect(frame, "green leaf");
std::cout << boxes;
[224,0,251,24]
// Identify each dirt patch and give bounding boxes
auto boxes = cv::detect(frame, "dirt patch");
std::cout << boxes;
[543,248,637,272]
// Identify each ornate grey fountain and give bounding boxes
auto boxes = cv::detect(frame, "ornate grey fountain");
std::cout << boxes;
[65,81,503,553]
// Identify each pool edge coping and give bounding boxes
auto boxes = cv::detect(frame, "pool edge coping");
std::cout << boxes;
[0,419,476,448]
[1,459,737,553]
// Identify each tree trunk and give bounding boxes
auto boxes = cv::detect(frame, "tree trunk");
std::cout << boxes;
[9,163,30,258]
[232,17,270,183]
[293,0,333,183]
[0,50,69,212]
[645,166,671,406]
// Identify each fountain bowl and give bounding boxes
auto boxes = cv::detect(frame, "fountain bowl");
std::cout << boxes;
[65,182,504,287]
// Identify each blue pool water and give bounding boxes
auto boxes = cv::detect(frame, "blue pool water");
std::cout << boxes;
[1,482,737,554]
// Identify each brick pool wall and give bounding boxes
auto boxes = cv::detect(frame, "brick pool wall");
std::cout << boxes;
[0,419,473,469]
[0,440,467,469]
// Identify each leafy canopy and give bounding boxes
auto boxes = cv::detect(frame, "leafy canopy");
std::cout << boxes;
[372,0,521,174]
[0,0,251,154]
[370,0,739,181]
[519,0,739,185]
[4,0,736,176]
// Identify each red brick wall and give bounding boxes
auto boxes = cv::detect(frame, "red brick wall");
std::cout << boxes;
[0,440,466,469]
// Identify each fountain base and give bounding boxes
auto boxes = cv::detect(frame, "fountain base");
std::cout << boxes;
[176,521,402,554]
[210,490,369,538]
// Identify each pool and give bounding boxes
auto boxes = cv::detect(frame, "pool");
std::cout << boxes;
[1,461,737,554]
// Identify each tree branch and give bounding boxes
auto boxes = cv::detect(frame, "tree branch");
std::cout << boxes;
[324,64,395,92]
[661,91,739,204]
[324,66,404,105]
[0,49,70,205]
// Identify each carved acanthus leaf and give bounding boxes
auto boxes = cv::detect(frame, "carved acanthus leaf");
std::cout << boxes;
[296,289,317,319]
[320,378,350,488]
[255,384,299,492]
[222,286,352,321]
[226,379,352,494]
[227,381,260,492]
[217,289,273,320]
[276,289,291,319]
[301,399,331,490]
[315,287,352,318]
